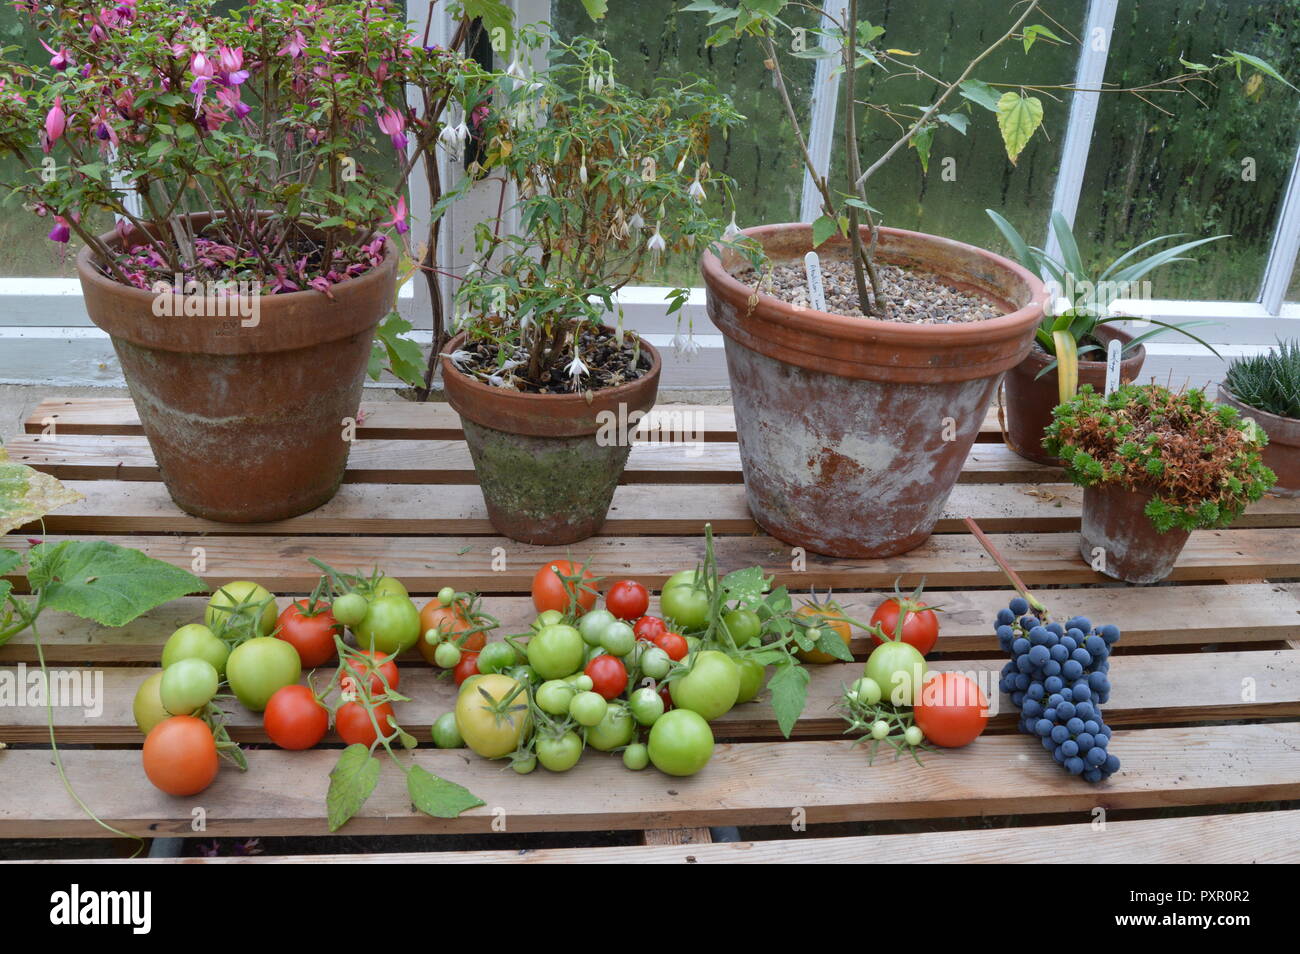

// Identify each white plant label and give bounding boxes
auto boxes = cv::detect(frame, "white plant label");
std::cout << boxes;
[1104,338,1122,395]
[804,251,826,312]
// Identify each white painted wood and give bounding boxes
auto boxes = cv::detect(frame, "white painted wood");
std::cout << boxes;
[1260,139,1300,315]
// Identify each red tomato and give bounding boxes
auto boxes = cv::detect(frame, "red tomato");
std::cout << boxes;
[653,631,688,661]
[585,655,628,700]
[340,651,400,697]
[658,684,674,711]
[531,560,598,616]
[263,684,329,750]
[870,596,940,655]
[913,672,989,748]
[605,580,650,621]
[634,615,668,642]
[452,651,480,686]
[336,701,396,747]
[142,716,218,796]
[276,599,342,669]
[418,600,484,663]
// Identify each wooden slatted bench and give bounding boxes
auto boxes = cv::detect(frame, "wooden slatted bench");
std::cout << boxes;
[2,396,1299,863]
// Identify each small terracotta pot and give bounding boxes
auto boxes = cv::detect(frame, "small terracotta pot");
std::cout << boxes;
[701,223,1046,558]
[1003,325,1146,465]
[77,215,396,522]
[1216,386,1300,498]
[440,331,661,545]
[1079,484,1190,584]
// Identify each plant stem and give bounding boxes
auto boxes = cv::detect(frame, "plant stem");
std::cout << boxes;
[963,517,1046,613]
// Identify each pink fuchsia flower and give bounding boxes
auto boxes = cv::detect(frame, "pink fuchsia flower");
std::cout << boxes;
[101,2,136,29]
[277,30,307,58]
[94,117,119,149]
[42,96,66,153]
[47,216,71,243]
[217,46,248,86]
[376,106,407,151]
[189,51,214,104]
[470,102,490,130]
[384,195,409,235]
[89,23,107,44]
[39,39,71,71]
[308,276,334,297]
[216,86,250,119]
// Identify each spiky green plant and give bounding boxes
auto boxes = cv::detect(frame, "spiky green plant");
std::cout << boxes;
[1223,340,1300,420]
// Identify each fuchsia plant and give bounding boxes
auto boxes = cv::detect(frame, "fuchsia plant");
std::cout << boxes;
[0,0,501,391]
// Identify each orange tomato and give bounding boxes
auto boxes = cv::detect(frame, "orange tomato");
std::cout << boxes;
[418,600,483,664]
[794,604,853,664]
[531,560,598,616]
[142,716,219,796]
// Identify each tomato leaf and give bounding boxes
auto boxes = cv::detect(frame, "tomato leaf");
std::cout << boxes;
[407,764,485,818]
[25,540,206,627]
[327,744,382,831]
[767,661,810,739]
[813,628,855,662]
[721,566,771,606]
[0,549,21,578]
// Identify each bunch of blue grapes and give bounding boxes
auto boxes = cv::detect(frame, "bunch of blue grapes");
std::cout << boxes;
[996,596,1121,783]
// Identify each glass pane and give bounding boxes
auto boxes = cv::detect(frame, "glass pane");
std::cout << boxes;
[832,0,1084,252]
[1073,0,1300,301]
[551,1,817,284]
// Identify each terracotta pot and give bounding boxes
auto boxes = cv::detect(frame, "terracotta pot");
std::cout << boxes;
[1079,484,1190,584]
[77,216,396,523]
[701,223,1046,558]
[1003,325,1146,465]
[440,331,661,545]
[1216,386,1300,498]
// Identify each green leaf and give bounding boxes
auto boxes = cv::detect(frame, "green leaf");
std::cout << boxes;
[938,112,968,135]
[958,79,1001,112]
[813,628,854,662]
[327,744,382,832]
[985,208,1040,273]
[0,549,20,578]
[457,0,514,38]
[909,125,935,173]
[0,450,83,536]
[1022,23,1065,54]
[374,311,426,387]
[407,765,485,818]
[1225,51,1297,91]
[995,92,1044,164]
[26,540,206,627]
[767,661,810,739]
[811,214,839,248]
[579,0,608,18]
[721,566,771,605]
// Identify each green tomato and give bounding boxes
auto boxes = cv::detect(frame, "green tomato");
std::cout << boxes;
[332,592,369,627]
[161,623,229,677]
[431,712,464,749]
[585,645,606,665]
[535,679,576,716]
[735,657,765,704]
[513,756,537,774]
[600,621,636,657]
[871,720,891,740]
[577,608,616,646]
[477,641,519,674]
[354,594,422,655]
[684,635,702,654]
[511,664,539,685]
[623,742,650,771]
[864,640,928,707]
[648,709,714,776]
[659,570,711,632]
[640,647,671,680]
[586,703,636,752]
[669,650,740,721]
[533,609,565,631]
[132,672,169,735]
[850,676,883,706]
[226,636,302,712]
[628,686,665,726]
[569,690,608,727]
[437,586,456,606]
[722,608,762,646]
[372,576,408,598]
[567,674,594,692]
[205,580,277,637]
[160,657,219,715]
[434,642,461,668]
[904,725,924,747]
[536,731,584,772]
[527,624,585,680]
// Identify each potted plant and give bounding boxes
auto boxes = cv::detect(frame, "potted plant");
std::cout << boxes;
[442,30,743,545]
[0,0,491,521]
[1044,383,1275,584]
[987,211,1225,464]
[1218,340,1300,497]
[687,0,1285,558]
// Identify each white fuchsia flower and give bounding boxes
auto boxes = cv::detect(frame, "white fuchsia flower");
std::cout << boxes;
[723,213,742,241]
[688,177,706,203]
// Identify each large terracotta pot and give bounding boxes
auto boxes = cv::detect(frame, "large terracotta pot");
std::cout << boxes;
[78,216,396,522]
[701,223,1046,558]
[1216,386,1300,498]
[441,330,661,545]
[1079,484,1190,584]
[1003,324,1146,465]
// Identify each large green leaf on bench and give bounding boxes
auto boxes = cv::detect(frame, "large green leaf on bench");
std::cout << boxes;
[0,447,83,536]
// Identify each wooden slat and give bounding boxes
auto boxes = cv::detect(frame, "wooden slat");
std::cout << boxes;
[35,810,1298,864]
[1,723,1296,837]
[7,582,1297,664]
[3,650,1295,743]
[6,529,1299,595]
[19,397,1007,445]
[2,434,1060,485]
[22,480,1300,537]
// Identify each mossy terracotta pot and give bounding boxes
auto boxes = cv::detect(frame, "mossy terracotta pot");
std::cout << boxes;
[701,223,1046,558]
[441,330,661,545]
[77,215,396,523]
[1079,484,1190,584]
[1003,325,1146,465]
[1216,386,1300,498]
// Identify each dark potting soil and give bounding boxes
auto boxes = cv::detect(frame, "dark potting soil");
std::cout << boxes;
[733,255,1003,323]
[453,326,653,395]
